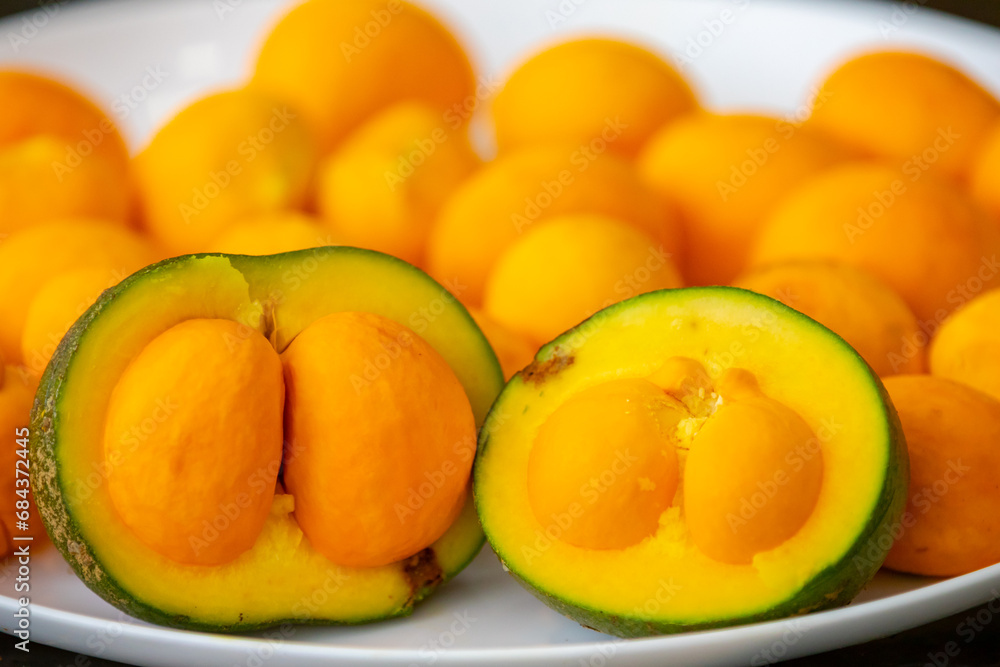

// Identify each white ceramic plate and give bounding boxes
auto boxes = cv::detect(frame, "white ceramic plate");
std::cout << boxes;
[2,1,1000,665]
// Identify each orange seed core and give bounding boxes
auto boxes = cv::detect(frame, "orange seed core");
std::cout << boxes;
[527,379,683,550]
[281,311,477,568]
[527,361,824,564]
[104,319,285,566]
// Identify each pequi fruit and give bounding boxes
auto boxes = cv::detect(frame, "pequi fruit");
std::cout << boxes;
[31,247,503,631]
[929,287,1000,402]
[806,51,1000,183]
[474,287,907,636]
[0,219,158,366]
[732,261,924,376]
[483,214,683,347]
[252,0,475,154]
[0,135,131,234]
[316,101,478,267]
[751,163,1000,324]
[21,268,121,378]
[427,145,683,306]
[0,70,132,235]
[882,375,1000,576]
[132,89,318,256]
[638,113,849,286]
[492,38,697,158]
[971,121,1000,220]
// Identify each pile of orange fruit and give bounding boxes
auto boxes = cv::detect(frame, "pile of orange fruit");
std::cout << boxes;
[2,0,1000,576]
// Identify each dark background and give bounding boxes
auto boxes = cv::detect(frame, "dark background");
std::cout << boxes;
[1,0,1000,665]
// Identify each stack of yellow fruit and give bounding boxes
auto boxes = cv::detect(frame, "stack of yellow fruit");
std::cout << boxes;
[3,0,1000,584]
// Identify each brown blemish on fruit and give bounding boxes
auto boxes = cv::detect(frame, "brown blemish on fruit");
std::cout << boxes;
[520,351,575,386]
[824,588,844,601]
[403,548,443,603]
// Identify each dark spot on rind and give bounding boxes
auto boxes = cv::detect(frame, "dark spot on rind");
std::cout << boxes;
[795,596,832,615]
[403,548,443,605]
[521,352,575,386]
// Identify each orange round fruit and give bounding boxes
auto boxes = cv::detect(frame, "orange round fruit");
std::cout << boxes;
[253,0,476,154]
[639,113,849,286]
[751,162,1000,324]
[428,145,683,306]
[883,375,1000,576]
[733,261,924,376]
[929,287,1000,402]
[0,70,132,233]
[0,219,157,364]
[484,214,683,346]
[493,38,697,158]
[317,102,478,266]
[133,89,318,256]
[807,51,1000,182]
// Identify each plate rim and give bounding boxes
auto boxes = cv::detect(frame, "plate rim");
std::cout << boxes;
[2,0,1000,664]
[3,559,1000,664]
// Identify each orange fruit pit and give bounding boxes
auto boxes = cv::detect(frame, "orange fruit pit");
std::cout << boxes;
[527,360,824,564]
[103,311,477,570]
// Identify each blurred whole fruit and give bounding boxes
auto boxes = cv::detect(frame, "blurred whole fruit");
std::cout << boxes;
[639,113,850,286]
[0,70,132,234]
[133,89,318,256]
[493,38,697,158]
[751,162,1000,324]
[253,0,476,154]
[807,51,1000,182]
[428,145,683,306]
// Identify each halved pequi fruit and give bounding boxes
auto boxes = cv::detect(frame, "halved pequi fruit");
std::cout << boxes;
[474,286,907,636]
[31,247,503,631]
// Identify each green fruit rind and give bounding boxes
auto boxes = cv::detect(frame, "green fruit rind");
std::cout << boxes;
[31,247,499,632]
[474,286,909,637]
